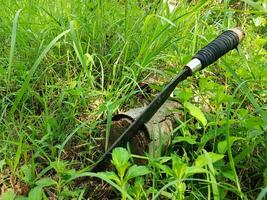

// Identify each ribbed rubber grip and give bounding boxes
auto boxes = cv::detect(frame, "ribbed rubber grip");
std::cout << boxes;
[193,28,243,69]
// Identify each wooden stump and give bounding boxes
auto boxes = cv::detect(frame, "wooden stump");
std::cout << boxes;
[109,100,183,160]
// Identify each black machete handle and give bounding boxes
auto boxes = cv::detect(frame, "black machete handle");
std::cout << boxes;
[187,27,245,73]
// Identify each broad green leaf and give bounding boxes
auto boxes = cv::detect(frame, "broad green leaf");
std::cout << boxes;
[28,186,43,200]
[184,102,207,126]
[159,156,172,163]
[63,169,78,180]
[61,188,83,198]
[112,148,131,164]
[125,165,150,181]
[245,117,265,129]
[256,187,267,200]
[14,196,28,200]
[133,177,144,195]
[160,191,173,199]
[218,137,243,154]
[173,136,197,145]
[153,162,173,176]
[199,77,216,91]
[21,165,35,184]
[65,172,133,200]
[185,166,207,177]
[174,88,193,102]
[172,154,187,179]
[50,160,67,174]
[2,190,16,200]
[99,171,121,185]
[195,152,224,168]
[35,178,57,187]
[221,170,235,182]
[111,148,131,178]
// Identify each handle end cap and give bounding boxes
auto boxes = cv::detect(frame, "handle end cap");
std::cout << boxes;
[230,27,245,42]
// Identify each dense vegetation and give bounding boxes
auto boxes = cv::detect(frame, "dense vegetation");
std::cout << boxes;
[0,0,266,199]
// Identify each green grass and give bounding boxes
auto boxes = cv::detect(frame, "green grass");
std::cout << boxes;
[0,0,266,199]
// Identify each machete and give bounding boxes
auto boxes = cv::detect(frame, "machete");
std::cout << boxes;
[91,27,245,172]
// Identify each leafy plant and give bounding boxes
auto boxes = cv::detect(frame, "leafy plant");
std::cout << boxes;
[98,148,150,200]
[0,0,266,199]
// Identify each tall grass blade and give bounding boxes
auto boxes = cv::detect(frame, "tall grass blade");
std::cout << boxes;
[7,9,22,89]
[203,150,219,200]
[256,187,267,200]
[223,60,267,126]
[12,134,23,175]
[70,20,94,88]
[10,29,70,115]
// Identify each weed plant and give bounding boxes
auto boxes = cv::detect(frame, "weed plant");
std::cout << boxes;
[0,0,266,199]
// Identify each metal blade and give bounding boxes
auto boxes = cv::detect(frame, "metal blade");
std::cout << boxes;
[90,67,191,172]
